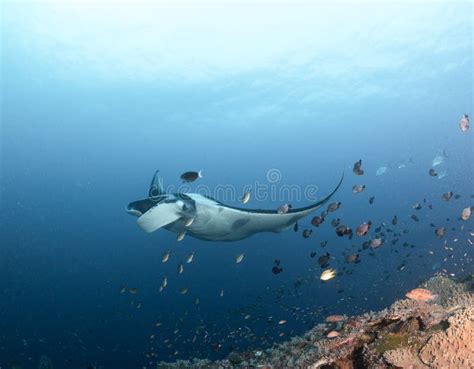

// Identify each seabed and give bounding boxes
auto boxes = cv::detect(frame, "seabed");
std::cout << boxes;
[157,274,474,369]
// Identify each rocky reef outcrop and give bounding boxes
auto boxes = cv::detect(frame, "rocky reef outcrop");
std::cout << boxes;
[157,274,474,369]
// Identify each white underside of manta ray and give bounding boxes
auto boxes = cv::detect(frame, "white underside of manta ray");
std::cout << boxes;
[126,171,344,242]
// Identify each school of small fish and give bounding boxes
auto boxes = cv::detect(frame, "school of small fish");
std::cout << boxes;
[119,117,472,364]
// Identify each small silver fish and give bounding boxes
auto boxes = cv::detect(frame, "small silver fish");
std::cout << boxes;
[352,184,365,193]
[370,238,383,248]
[162,250,171,263]
[461,207,472,221]
[432,156,445,167]
[177,231,186,241]
[180,288,188,295]
[376,166,388,176]
[184,218,194,227]
[235,253,245,264]
[277,204,291,214]
[161,276,168,289]
[459,114,469,132]
[320,268,336,281]
[240,191,251,204]
[220,289,224,297]
[177,263,184,274]
[186,252,195,264]
[412,203,422,210]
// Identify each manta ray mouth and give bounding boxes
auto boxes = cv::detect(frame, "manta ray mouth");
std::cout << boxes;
[126,199,160,217]
[127,193,196,217]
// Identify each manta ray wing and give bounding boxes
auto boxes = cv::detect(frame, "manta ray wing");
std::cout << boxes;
[137,202,183,233]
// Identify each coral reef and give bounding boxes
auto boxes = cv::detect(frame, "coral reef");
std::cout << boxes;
[383,347,426,368]
[156,274,474,369]
[419,306,474,369]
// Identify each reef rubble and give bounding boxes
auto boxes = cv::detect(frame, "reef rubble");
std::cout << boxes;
[157,274,474,369]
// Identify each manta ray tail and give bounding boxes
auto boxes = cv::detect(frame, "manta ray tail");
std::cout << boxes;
[290,171,344,213]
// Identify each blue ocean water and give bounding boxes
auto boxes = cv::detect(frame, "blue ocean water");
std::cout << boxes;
[0,2,473,368]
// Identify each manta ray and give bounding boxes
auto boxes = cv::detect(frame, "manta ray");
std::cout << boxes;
[126,171,344,242]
